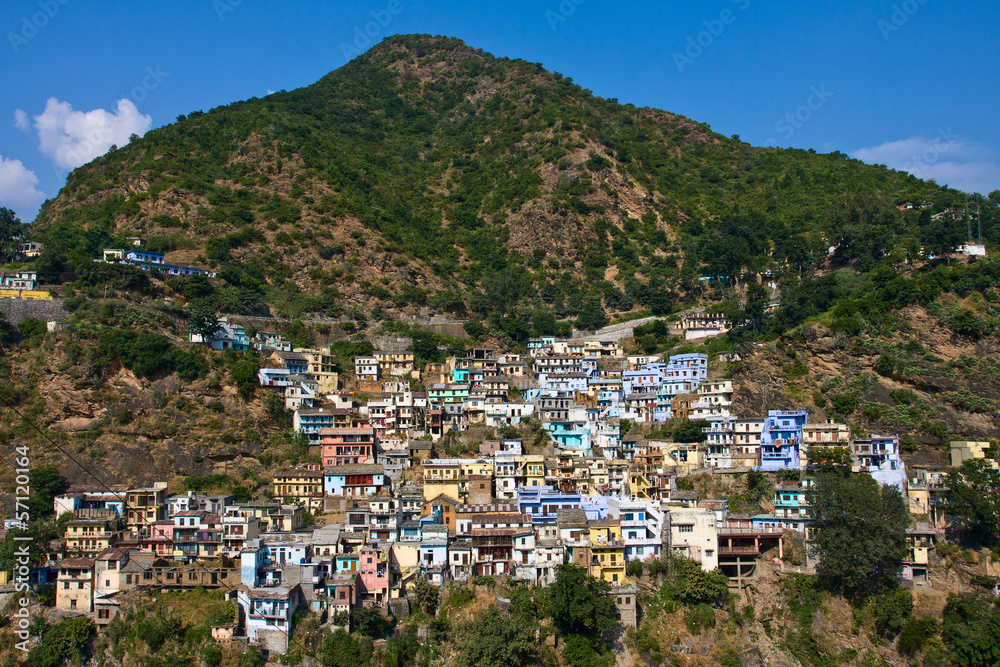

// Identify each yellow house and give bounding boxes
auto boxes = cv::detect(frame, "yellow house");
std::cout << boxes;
[272,469,324,510]
[460,460,494,478]
[423,459,463,503]
[65,518,118,555]
[629,470,656,501]
[295,347,340,392]
[521,455,546,487]
[588,519,626,584]
[126,483,167,532]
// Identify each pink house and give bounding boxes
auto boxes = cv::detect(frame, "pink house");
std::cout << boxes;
[321,427,377,466]
[359,545,389,605]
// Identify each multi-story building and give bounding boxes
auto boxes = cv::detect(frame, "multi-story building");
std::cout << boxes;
[64,516,119,555]
[851,434,906,489]
[354,356,379,382]
[56,557,95,613]
[588,519,627,584]
[759,410,808,471]
[93,547,130,625]
[321,427,377,466]
[324,464,389,497]
[665,508,718,572]
[272,468,325,509]
[619,499,662,562]
[171,510,223,560]
[126,483,168,532]
[374,351,414,377]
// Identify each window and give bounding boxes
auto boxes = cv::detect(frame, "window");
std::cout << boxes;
[78,582,85,590]
[70,600,77,610]
[98,608,110,619]
[677,525,693,533]
[63,582,69,590]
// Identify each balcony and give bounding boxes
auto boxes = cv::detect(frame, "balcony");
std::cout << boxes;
[719,545,760,555]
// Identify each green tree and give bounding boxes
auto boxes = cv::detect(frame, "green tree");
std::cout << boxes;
[947,459,1000,547]
[810,471,908,598]
[807,446,853,470]
[941,593,1000,667]
[187,305,220,338]
[897,616,938,656]
[664,556,730,606]
[561,634,613,667]
[230,358,259,401]
[320,629,373,667]
[454,605,538,667]
[350,606,391,638]
[871,588,914,637]
[18,317,47,347]
[26,617,94,667]
[672,419,708,443]
[0,207,27,264]
[482,269,525,317]
[545,564,617,636]
[27,465,67,520]
[412,577,439,616]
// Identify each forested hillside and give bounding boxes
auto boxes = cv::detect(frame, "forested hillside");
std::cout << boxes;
[24,34,999,333]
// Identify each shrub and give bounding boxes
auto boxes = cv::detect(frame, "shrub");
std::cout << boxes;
[896,616,939,655]
[871,588,913,637]
[683,603,716,634]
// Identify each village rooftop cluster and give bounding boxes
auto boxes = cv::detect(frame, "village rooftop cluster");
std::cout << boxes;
[4,333,996,656]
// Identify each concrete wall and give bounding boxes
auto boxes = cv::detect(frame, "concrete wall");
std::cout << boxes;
[0,297,69,325]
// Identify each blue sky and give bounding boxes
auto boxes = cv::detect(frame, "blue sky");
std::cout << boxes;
[2,0,998,221]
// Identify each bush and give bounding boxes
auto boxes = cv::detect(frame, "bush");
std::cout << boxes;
[898,616,938,656]
[18,317,46,346]
[626,559,643,578]
[683,603,716,634]
[871,588,913,637]
[664,557,730,606]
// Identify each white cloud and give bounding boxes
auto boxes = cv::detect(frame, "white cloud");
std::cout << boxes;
[852,133,1000,195]
[0,155,47,219]
[13,109,29,132]
[32,97,152,169]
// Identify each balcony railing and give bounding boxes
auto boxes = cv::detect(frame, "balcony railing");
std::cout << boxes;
[718,545,760,555]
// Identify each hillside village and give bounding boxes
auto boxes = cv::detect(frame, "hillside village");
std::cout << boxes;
[5,321,998,663]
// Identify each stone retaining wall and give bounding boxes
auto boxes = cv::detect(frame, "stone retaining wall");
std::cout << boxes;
[0,297,69,325]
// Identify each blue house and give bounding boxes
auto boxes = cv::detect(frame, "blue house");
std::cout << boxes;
[517,485,582,524]
[759,410,808,471]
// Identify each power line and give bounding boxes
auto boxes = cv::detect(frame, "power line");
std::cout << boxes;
[0,394,318,658]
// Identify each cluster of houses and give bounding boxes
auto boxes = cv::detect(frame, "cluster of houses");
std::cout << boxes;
[97,238,216,278]
[5,332,995,657]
